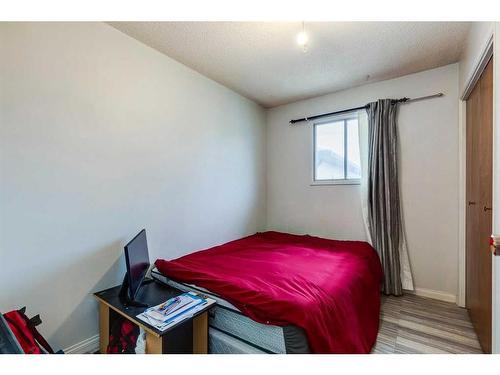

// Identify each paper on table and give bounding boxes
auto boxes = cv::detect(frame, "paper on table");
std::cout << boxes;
[136,292,205,331]
[150,301,210,332]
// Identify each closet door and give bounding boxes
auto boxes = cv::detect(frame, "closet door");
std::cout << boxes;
[466,58,493,354]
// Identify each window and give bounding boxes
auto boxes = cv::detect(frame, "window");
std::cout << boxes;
[313,114,361,184]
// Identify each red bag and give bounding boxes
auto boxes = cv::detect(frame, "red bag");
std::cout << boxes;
[106,318,139,354]
[3,307,54,354]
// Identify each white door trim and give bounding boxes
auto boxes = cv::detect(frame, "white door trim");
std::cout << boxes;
[458,99,466,308]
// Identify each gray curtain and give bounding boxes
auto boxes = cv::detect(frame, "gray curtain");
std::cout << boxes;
[366,99,407,296]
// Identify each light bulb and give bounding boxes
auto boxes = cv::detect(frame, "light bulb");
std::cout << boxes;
[297,31,308,47]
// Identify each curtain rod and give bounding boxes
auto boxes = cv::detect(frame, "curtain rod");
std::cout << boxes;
[289,93,444,125]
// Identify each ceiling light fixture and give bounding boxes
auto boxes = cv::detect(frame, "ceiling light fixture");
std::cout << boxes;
[296,21,308,53]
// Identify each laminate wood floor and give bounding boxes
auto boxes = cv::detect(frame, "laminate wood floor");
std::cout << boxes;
[372,293,483,354]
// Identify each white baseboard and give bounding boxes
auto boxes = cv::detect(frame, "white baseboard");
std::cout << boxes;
[406,288,457,304]
[63,334,99,354]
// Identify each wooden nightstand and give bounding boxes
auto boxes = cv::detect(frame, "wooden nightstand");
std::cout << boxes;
[94,279,216,354]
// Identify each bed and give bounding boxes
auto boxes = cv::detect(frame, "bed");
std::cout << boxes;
[154,231,382,354]
[151,270,310,353]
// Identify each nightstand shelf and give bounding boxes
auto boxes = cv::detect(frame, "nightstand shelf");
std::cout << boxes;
[94,279,215,354]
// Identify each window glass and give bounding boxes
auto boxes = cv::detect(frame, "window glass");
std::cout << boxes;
[315,120,344,180]
[313,115,361,183]
[346,119,361,179]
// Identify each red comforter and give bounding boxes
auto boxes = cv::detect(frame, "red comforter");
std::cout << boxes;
[155,231,382,353]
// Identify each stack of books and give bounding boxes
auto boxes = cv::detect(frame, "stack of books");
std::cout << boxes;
[137,292,209,331]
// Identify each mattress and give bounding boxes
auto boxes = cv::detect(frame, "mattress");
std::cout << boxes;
[151,269,310,354]
[209,328,266,354]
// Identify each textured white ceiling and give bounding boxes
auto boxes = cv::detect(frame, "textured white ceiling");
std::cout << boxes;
[109,22,471,108]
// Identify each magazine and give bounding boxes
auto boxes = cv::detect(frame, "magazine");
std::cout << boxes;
[136,292,206,331]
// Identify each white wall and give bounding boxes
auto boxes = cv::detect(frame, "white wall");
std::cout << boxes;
[0,22,266,350]
[267,64,460,300]
[459,22,494,96]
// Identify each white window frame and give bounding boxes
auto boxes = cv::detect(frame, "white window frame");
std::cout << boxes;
[311,112,361,186]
